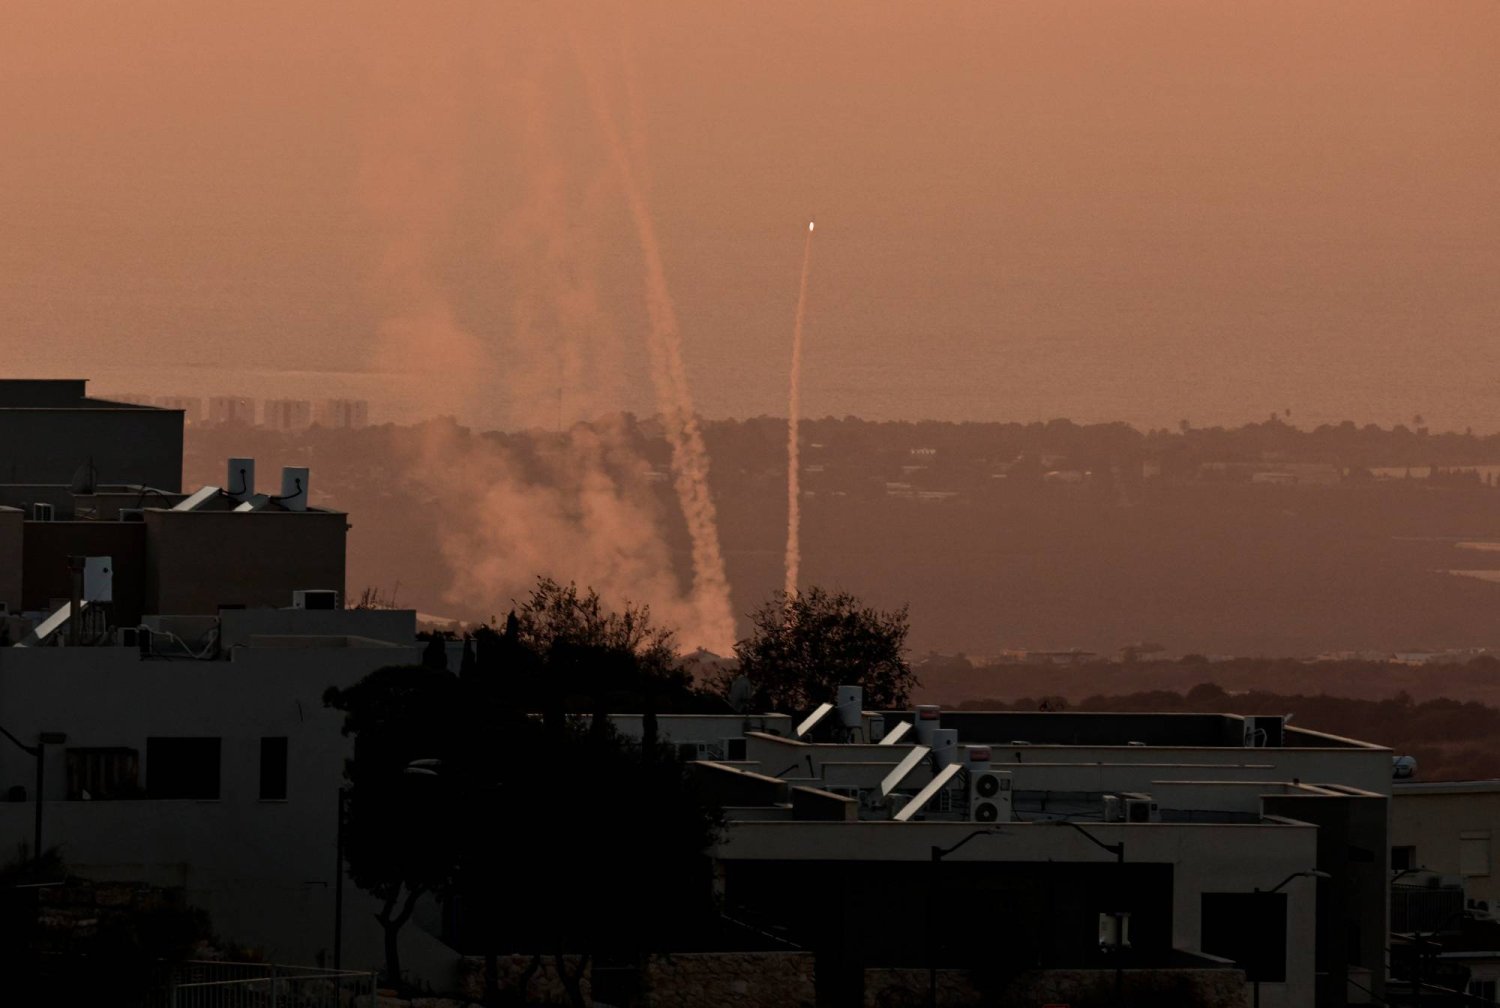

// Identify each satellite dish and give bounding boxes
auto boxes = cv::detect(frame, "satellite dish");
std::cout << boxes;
[727,674,754,713]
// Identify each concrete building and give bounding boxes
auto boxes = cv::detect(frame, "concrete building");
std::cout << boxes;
[625,704,1394,1008]
[0,379,346,627]
[0,379,182,491]
[263,398,313,432]
[1392,781,1500,906]
[0,607,452,973]
[0,379,431,974]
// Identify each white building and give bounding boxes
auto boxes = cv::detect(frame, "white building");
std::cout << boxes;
[0,607,461,978]
[629,703,1393,1008]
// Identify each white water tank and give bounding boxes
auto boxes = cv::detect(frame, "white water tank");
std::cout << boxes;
[836,685,863,728]
[279,467,310,511]
[227,458,256,501]
[914,704,941,746]
[930,728,958,768]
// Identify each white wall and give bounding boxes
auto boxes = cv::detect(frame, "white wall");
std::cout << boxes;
[719,818,1321,1008]
[0,641,436,972]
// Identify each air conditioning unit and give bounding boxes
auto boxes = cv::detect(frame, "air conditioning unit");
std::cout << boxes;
[971,770,1013,823]
[1103,794,1124,822]
[1123,793,1160,823]
[31,503,54,522]
[118,508,145,522]
[291,589,339,610]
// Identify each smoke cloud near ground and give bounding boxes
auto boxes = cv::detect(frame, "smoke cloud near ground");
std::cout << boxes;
[353,7,736,652]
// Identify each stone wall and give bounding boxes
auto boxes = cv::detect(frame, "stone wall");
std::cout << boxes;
[864,966,1249,1008]
[643,951,815,1008]
[459,951,814,1008]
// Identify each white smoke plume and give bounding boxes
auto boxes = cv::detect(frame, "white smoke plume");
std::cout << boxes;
[352,9,735,652]
[785,222,815,599]
[570,34,737,652]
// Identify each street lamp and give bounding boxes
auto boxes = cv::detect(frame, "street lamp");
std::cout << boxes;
[1251,870,1330,1008]
[928,828,1006,1008]
[1049,821,1128,1005]
[0,724,67,867]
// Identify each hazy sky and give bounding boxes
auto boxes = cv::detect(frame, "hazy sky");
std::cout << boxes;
[3,2,1497,431]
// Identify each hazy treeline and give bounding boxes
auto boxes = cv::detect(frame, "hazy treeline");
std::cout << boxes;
[954,682,1500,782]
[183,416,1500,655]
[916,655,1500,710]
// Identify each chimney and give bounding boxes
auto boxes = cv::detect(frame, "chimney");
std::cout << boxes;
[227,458,255,501]
[279,467,309,511]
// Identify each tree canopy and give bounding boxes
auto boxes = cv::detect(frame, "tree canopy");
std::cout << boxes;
[734,587,917,713]
[324,580,725,1000]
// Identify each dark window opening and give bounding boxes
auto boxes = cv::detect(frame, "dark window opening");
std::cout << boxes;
[1201,891,1288,983]
[259,737,288,801]
[147,737,221,800]
[1392,845,1417,872]
[66,748,140,800]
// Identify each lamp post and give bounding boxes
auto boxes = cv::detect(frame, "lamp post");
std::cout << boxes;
[1051,821,1126,1006]
[1251,870,1330,1008]
[928,827,1005,1008]
[0,724,67,867]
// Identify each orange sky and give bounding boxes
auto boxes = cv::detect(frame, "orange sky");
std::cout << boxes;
[2,2,1497,430]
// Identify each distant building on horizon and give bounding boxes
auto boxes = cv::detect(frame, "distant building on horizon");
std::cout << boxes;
[317,398,369,429]
[207,395,255,426]
[262,398,312,432]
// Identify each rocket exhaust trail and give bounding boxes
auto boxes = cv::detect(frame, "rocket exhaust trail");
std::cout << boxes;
[570,38,736,652]
[785,221,815,600]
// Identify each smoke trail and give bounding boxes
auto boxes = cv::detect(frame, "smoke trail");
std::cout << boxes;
[349,9,733,652]
[785,221,815,599]
[571,38,737,653]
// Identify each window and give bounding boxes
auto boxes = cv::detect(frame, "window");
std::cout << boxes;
[259,737,288,801]
[1201,892,1288,983]
[1462,832,1492,877]
[65,748,140,800]
[1392,845,1417,872]
[146,737,221,799]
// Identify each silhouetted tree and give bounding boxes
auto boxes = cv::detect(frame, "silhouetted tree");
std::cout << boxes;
[323,666,462,989]
[734,587,916,712]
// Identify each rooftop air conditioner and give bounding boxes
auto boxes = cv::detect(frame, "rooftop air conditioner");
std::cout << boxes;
[1103,794,1124,822]
[970,770,1013,823]
[31,503,53,522]
[291,589,339,611]
[1123,793,1160,823]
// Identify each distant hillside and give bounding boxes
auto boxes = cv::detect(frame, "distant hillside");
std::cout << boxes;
[183,417,1500,656]
[952,682,1500,782]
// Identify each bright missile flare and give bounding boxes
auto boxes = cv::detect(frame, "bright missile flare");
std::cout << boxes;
[808,221,815,232]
